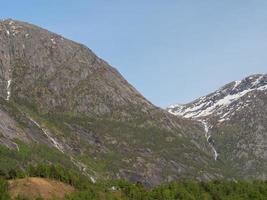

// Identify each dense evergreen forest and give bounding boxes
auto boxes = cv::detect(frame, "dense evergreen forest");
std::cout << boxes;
[1,164,267,200]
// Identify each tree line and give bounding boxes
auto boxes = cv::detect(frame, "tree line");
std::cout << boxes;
[1,164,267,200]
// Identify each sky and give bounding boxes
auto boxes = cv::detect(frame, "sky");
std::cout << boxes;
[1,1,267,107]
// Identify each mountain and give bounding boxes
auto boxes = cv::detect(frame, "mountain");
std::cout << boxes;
[167,74,267,179]
[0,19,222,186]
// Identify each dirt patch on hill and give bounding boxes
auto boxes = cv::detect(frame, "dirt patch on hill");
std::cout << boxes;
[8,177,75,199]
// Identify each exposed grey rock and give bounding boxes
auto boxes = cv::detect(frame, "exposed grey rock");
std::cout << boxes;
[0,19,217,186]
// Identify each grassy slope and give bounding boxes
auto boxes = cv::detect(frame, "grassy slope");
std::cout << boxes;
[0,96,226,185]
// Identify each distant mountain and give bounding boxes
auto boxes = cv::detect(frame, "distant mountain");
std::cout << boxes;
[0,19,220,186]
[167,74,267,179]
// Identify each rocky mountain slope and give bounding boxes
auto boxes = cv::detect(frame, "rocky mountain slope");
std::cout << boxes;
[167,74,267,179]
[0,19,223,186]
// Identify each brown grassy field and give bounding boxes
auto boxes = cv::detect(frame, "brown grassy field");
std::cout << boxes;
[8,177,75,199]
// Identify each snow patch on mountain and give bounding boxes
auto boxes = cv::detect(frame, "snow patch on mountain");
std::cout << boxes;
[233,80,241,90]
[6,79,11,101]
[167,74,267,123]
[167,74,266,160]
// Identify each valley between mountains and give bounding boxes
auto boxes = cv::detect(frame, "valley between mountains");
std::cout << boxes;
[0,19,266,187]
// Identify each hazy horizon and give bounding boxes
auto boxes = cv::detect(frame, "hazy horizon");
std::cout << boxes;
[1,1,267,107]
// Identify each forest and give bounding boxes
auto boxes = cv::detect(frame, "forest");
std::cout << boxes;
[0,164,267,200]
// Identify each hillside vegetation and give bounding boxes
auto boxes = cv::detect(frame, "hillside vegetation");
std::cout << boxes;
[0,164,267,200]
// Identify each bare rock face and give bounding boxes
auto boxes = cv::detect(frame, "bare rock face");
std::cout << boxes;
[168,74,267,179]
[0,19,221,186]
[0,19,154,117]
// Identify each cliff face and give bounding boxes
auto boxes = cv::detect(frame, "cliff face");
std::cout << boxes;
[0,19,218,186]
[0,19,153,117]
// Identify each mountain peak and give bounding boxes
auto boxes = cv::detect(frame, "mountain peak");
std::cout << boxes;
[228,74,266,92]
[167,74,267,122]
[167,73,267,169]
[0,18,155,116]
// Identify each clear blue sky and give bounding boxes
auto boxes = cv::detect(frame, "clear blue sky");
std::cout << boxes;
[1,1,267,107]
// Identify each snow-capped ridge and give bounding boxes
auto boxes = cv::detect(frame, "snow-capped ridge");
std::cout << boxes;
[166,74,266,161]
[167,74,267,122]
